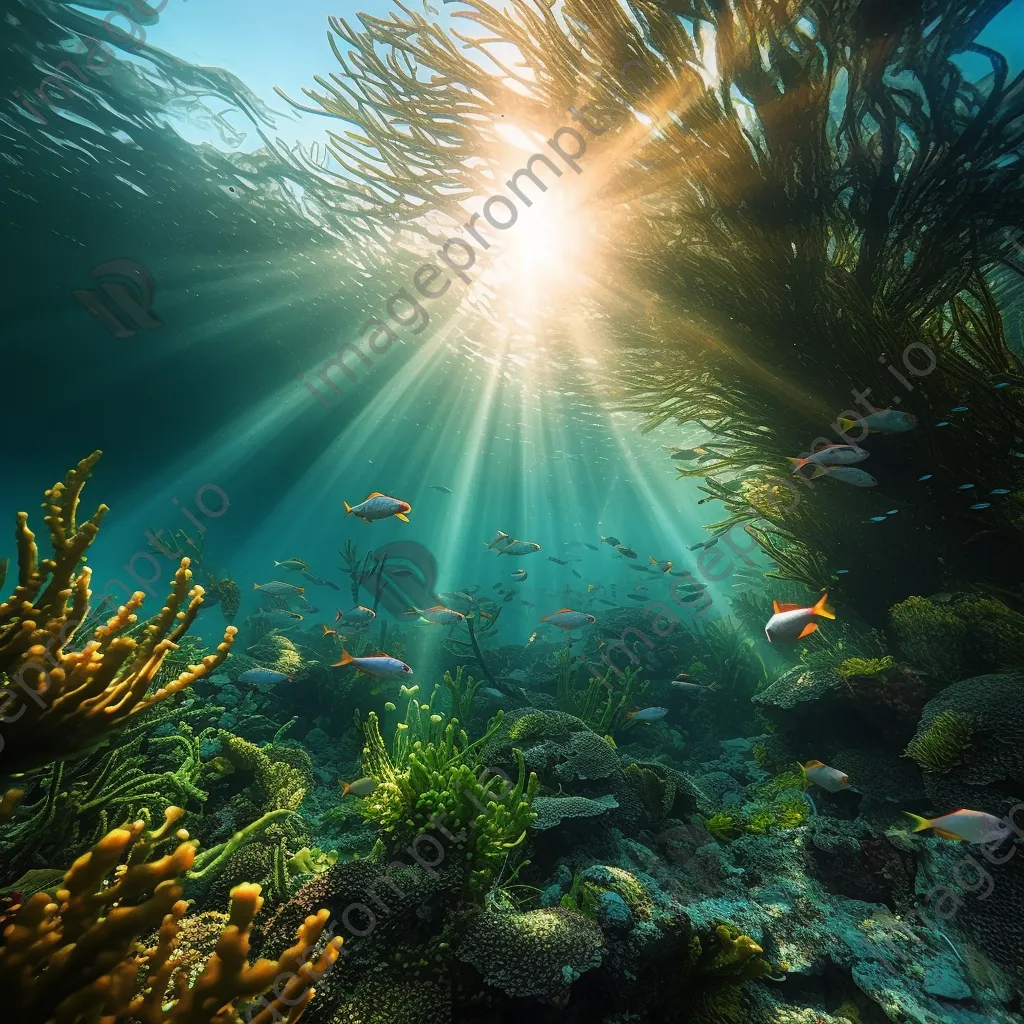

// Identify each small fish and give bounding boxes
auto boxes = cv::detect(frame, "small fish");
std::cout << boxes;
[498,539,542,556]
[332,649,414,678]
[615,545,638,559]
[918,474,933,481]
[627,707,668,722]
[572,569,583,579]
[950,406,969,413]
[340,778,379,799]
[274,558,310,571]
[994,382,1010,389]
[583,543,599,551]
[818,466,878,488]
[677,591,705,604]
[764,594,835,643]
[238,667,291,686]
[388,567,414,578]
[487,531,513,550]
[540,608,596,630]
[493,582,504,590]
[478,687,507,702]
[886,509,899,515]
[587,583,602,592]
[904,809,1012,844]
[598,599,617,606]
[834,569,849,575]
[627,593,649,602]
[672,680,716,693]
[958,483,975,490]
[868,516,888,523]
[254,581,306,596]
[344,492,412,523]
[430,485,453,493]
[787,444,868,474]
[628,563,651,572]
[600,535,621,547]
[935,421,951,428]
[405,604,466,625]
[321,624,337,637]
[991,488,1011,495]
[335,606,377,624]
[801,760,849,793]
[503,591,516,603]
[649,558,673,573]
[548,557,569,565]
[970,503,992,510]
[526,630,538,645]
[512,569,528,581]
[838,409,918,434]
[252,609,304,628]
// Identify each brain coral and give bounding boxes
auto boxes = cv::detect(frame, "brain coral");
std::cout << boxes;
[553,731,622,782]
[455,907,604,1006]
[909,673,1024,787]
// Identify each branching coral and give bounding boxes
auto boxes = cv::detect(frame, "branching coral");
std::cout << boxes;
[0,807,343,1023]
[357,686,537,901]
[904,709,977,774]
[0,453,236,774]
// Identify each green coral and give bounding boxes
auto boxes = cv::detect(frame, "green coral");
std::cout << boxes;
[217,732,310,811]
[904,708,977,773]
[286,845,339,876]
[242,632,303,677]
[705,812,742,842]
[357,685,537,901]
[557,656,649,734]
[837,656,896,680]
[695,924,772,983]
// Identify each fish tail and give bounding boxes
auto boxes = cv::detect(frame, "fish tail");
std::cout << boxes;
[344,501,353,515]
[786,456,807,472]
[812,593,836,620]
[808,465,827,479]
[340,782,351,797]
[904,812,932,833]
[332,649,354,668]
[649,556,656,564]
[335,609,343,622]
[252,582,260,590]
[838,416,857,433]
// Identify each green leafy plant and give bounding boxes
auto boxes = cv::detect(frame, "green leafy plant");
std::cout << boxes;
[904,709,977,773]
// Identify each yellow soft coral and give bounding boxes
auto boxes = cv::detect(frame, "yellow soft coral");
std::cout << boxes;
[0,453,235,774]
[0,807,343,1023]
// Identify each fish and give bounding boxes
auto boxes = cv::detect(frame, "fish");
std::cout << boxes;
[340,778,379,799]
[787,444,869,474]
[615,545,638,559]
[904,809,1012,844]
[526,630,538,645]
[430,485,453,493]
[764,594,835,643]
[598,599,617,606]
[672,680,716,693]
[497,540,542,556]
[649,558,673,573]
[950,406,969,413]
[548,557,568,565]
[868,516,888,523]
[274,558,310,571]
[918,474,933,481]
[627,593,649,602]
[628,564,651,572]
[405,604,466,625]
[677,592,705,604]
[254,581,306,596]
[936,421,951,428]
[587,583,602,592]
[503,591,516,603]
[958,483,975,490]
[801,760,849,793]
[627,707,668,722]
[540,608,596,630]
[238,668,291,686]
[970,503,992,510]
[493,582,504,590]
[487,530,514,550]
[252,609,304,628]
[818,466,878,487]
[667,447,702,460]
[332,649,414,678]
[583,543,599,551]
[505,669,528,683]
[572,569,583,579]
[321,624,337,637]
[335,606,377,624]
[991,489,1011,495]
[601,535,621,546]
[512,569,528,581]
[344,492,412,523]
[838,408,918,434]
[478,687,507,702]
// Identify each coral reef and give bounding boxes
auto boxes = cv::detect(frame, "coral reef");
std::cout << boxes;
[0,453,235,774]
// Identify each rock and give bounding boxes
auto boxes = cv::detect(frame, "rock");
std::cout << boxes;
[924,958,972,1001]
[303,727,331,750]
[596,890,634,934]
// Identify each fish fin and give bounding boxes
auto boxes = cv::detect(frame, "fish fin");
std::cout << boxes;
[649,557,656,564]
[786,456,806,470]
[253,583,260,590]
[773,601,801,612]
[556,607,573,613]
[340,782,351,798]
[903,812,932,833]
[539,615,550,623]
[297,586,305,594]
[838,416,857,432]
[808,465,827,479]
[332,649,354,668]
[366,491,385,499]
[804,760,825,769]
[933,828,963,841]
[404,607,420,616]
[812,593,835,619]
[797,621,819,638]
[344,502,353,515]
[335,610,343,622]
[395,513,410,523]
